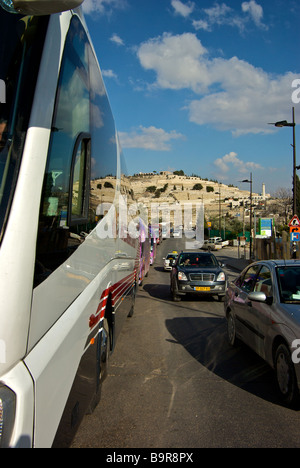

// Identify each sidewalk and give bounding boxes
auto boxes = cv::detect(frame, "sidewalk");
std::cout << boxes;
[216,247,251,272]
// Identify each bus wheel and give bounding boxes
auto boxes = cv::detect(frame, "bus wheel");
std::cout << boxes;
[101,317,111,377]
[87,317,110,415]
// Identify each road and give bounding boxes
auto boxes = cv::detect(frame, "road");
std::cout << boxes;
[71,237,300,449]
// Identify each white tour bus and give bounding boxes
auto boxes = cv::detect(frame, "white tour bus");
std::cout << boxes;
[0,0,139,448]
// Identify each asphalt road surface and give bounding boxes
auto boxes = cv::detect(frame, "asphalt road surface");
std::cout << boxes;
[71,237,300,449]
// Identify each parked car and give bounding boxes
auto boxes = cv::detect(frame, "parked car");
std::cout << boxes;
[163,251,178,271]
[202,239,222,251]
[173,228,182,238]
[202,238,229,250]
[170,251,226,301]
[224,260,300,406]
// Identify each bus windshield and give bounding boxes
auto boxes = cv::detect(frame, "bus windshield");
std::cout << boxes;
[0,9,48,242]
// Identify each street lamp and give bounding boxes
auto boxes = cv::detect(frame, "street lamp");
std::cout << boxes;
[240,173,253,259]
[269,107,297,215]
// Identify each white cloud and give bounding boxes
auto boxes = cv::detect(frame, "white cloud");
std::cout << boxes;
[82,0,127,15]
[204,3,232,24]
[192,2,244,32]
[242,0,266,28]
[192,19,210,31]
[171,0,194,18]
[213,151,263,183]
[188,66,297,136]
[137,33,209,93]
[214,152,262,174]
[137,33,298,135]
[191,1,267,32]
[102,69,118,80]
[110,34,124,46]
[119,126,185,151]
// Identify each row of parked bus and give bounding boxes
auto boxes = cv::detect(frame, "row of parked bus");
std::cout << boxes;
[138,220,164,286]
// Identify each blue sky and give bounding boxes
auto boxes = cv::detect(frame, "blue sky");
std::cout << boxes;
[82,0,300,195]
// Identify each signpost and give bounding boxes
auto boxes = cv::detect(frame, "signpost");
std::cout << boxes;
[289,215,300,242]
[259,218,272,237]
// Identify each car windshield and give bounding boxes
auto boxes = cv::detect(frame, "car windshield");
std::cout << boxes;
[0,10,48,242]
[276,266,300,303]
[178,253,218,268]
[167,254,177,260]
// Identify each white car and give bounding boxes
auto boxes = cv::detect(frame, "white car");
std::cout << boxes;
[163,252,178,270]
[173,229,182,238]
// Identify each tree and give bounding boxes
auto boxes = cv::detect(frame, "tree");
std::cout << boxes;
[272,187,292,224]
[174,170,185,176]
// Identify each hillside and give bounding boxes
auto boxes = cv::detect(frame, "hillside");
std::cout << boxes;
[128,171,267,221]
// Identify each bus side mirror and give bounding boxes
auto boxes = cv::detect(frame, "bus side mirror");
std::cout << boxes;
[1,0,84,15]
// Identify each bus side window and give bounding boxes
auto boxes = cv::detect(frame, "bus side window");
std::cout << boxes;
[34,15,119,288]
[69,133,91,225]
[35,17,90,287]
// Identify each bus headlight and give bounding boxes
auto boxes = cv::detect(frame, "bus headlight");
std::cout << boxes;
[0,385,16,448]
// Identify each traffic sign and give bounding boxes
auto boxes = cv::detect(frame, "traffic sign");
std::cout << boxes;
[291,232,300,242]
[288,215,300,227]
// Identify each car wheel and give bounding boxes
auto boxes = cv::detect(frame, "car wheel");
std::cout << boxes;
[227,311,237,347]
[275,344,299,406]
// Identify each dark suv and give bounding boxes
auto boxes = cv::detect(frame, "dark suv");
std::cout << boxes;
[170,251,227,301]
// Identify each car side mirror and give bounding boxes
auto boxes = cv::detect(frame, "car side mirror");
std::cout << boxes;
[248,291,266,302]
[248,291,274,305]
